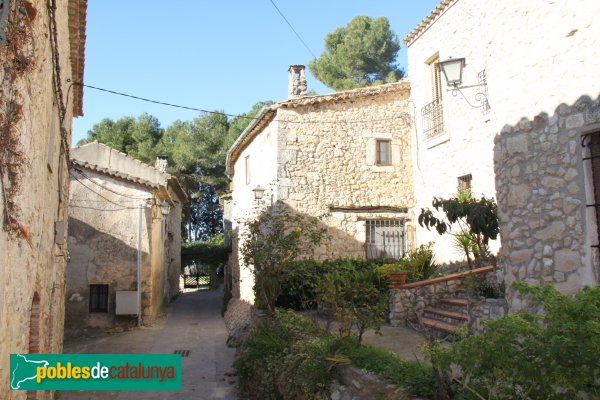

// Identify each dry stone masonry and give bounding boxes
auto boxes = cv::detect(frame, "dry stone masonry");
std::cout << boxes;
[494,95,600,309]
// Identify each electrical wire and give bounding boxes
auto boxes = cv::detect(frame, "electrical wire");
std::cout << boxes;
[72,167,150,200]
[75,83,410,125]
[268,0,317,59]
[69,173,147,209]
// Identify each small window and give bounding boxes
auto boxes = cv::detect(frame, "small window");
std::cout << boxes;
[376,140,392,166]
[458,174,472,192]
[245,155,251,185]
[89,284,109,313]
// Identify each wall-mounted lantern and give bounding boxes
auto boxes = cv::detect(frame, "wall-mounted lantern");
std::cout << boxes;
[252,185,266,201]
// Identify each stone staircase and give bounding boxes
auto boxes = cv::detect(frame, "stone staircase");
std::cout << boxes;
[420,291,470,340]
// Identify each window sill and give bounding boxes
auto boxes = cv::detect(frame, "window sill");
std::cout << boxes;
[371,165,394,173]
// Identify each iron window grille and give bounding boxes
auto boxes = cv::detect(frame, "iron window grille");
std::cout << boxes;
[421,97,444,140]
[89,284,109,313]
[365,220,405,260]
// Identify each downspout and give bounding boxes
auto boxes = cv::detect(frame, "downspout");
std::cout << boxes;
[137,202,143,327]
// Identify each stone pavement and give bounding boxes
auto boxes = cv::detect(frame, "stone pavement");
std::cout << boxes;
[59,288,237,400]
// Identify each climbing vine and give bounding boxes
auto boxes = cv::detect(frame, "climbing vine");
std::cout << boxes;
[0,0,35,243]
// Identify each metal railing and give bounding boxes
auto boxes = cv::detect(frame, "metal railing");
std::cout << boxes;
[421,97,444,140]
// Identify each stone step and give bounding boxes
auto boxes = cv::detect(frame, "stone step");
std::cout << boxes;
[440,298,469,307]
[423,307,468,322]
[421,317,459,335]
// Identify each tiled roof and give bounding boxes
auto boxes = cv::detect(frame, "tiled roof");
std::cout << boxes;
[403,0,457,46]
[71,159,160,190]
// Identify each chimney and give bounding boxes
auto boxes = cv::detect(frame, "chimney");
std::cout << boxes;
[288,65,307,98]
[155,155,168,172]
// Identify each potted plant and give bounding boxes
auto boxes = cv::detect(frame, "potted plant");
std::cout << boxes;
[377,263,408,286]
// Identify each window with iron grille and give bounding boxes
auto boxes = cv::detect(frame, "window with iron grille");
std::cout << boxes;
[458,174,472,192]
[365,220,405,259]
[89,284,109,313]
[421,55,444,139]
[376,140,391,165]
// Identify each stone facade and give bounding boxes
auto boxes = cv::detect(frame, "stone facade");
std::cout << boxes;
[226,70,413,303]
[65,142,184,338]
[0,0,86,398]
[406,0,600,266]
[495,96,600,307]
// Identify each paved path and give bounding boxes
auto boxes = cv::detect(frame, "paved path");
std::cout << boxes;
[60,289,237,400]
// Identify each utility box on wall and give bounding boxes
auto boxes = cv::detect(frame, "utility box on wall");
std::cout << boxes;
[115,291,138,315]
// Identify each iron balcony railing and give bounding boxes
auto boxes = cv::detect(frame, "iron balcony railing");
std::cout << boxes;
[421,97,444,140]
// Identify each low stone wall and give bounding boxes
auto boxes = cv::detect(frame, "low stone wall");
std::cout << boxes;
[389,266,494,326]
[468,297,509,334]
[330,365,411,400]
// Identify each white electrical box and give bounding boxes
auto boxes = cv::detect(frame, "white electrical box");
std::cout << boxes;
[115,291,138,315]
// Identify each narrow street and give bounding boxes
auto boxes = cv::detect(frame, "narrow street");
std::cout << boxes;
[59,289,238,400]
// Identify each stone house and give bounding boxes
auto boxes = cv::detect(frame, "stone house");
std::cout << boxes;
[225,66,413,302]
[0,0,86,398]
[65,142,185,337]
[405,0,600,306]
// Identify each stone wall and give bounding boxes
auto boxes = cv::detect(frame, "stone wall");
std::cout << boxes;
[407,0,600,264]
[0,1,83,398]
[468,298,508,334]
[330,365,410,400]
[229,85,414,303]
[276,88,413,261]
[495,96,600,308]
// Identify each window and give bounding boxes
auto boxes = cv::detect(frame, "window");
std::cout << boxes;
[458,174,472,192]
[245,155,251,185]
[89,284,109,313]
[421,54,444,139]
[365,220,405,259]
[376,140,391,166]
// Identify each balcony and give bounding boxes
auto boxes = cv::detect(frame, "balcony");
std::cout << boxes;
[421,97,444,140]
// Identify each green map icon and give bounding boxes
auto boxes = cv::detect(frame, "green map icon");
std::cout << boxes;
[10,354,49,389]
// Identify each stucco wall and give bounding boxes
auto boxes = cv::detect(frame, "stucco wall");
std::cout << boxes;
[0,1,77,398]
[65,167,182,338]
[407,0,600,266]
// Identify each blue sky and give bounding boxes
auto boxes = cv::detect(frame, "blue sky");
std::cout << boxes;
[73,0,441,144]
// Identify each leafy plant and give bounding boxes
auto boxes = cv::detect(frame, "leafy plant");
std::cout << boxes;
[424,283,600,399]
[462,273,505,299]
[316,270,389,343]
[240,208,328,313]
[181,234,228,274]
[400,242,440,282]
[419,192,498,269]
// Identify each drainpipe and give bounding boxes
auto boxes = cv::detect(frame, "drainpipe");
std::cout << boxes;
[137,202,143,327]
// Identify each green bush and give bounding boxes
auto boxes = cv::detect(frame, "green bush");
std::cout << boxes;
[316,270,389,342]
[400,242,440,282]
[278,258,390,310]
[425,283,600,399]
[181,234,228,273]
[235,310,437,400]
[337,337,436,399]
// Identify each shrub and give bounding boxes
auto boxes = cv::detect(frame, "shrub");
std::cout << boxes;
[181,234,228,273]
[424,283,600,399]
[278,258,390,310]
[316,270,389,342]
[400,242,440,282]
[239,209,328,313]
[462,273,505,299]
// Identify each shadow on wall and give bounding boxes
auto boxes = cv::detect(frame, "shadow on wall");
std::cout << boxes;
[65,217,148,339]
[226,200,407,303]
[494,93,600,305]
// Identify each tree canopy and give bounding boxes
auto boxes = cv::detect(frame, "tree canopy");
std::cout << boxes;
[309,16,404,91]
[78,101,274,241]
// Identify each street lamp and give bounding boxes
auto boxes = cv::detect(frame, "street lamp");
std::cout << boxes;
[252,185,266,201]
[438,57,465,87]
[437,57,489,113]
[160,199,171,216]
